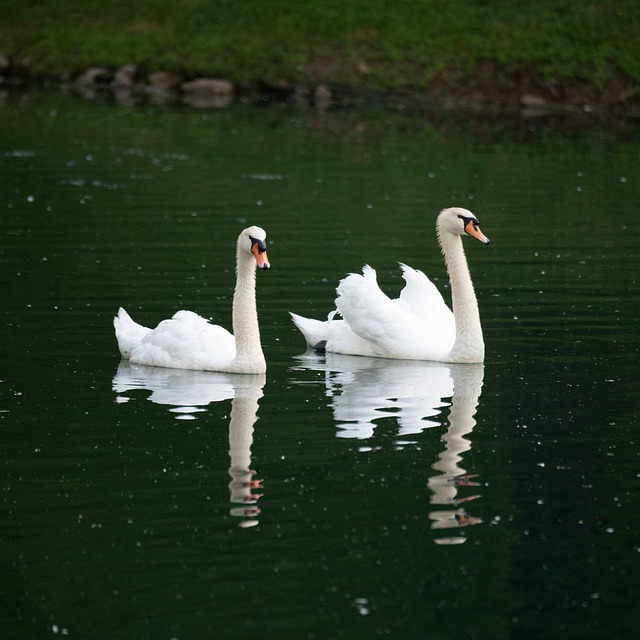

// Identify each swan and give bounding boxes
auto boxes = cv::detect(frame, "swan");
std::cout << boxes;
[290,207,489,363]
[114,225,270,374]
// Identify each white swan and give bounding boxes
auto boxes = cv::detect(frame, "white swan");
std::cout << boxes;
[114,226,270,374]
[290,207,489,363]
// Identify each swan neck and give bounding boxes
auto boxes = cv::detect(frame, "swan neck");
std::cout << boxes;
[232,247,264,365]
[439,230,484,362]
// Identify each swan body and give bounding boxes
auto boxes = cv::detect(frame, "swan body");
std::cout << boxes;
[290,208,489,363]
[114,226,270,374]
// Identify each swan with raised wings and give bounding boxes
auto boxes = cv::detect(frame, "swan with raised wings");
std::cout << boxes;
[114,226,270,374]
[290,208,489,363]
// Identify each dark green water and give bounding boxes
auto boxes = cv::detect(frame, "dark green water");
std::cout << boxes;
[1,92,639,640]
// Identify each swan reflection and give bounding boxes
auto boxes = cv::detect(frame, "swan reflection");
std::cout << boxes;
[113,361,265,528]
[292,353,484,543]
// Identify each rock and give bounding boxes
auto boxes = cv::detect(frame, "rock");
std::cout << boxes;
[0,53,10,71]
[181,78,234,96]
[75,67,109,87]
[147,71,181,92]
[112,64,137,88]
[520,93,557,118]
[520,93,546,107]
[181,78,235,108]
[314,84,332,111]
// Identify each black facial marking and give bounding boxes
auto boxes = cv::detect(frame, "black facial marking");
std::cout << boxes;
[457,214,480,234]
[250,236,267,253]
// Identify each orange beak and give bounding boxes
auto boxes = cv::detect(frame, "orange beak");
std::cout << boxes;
[252,243,270,270]
[465,220,490,245]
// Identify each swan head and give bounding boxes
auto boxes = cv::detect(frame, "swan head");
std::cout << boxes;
[438,207,490,245]
[239,226,270,270]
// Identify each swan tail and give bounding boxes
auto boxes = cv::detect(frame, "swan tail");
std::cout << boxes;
[114,307,151,359]
[289,312,332,351]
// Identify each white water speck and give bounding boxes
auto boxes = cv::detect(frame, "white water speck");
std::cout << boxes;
[354,597,370,615]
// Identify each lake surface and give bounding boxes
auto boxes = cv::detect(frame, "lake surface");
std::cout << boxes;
[1,91,639,640]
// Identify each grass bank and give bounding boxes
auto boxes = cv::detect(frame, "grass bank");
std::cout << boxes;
[2,0,639,108]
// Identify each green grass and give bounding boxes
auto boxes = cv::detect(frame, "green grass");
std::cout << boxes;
[1,0,639,93]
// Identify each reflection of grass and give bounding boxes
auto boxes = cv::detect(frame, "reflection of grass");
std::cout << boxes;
[2,0,639,91]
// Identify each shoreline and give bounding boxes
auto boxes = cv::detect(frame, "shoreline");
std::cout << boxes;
[3,61,640,124]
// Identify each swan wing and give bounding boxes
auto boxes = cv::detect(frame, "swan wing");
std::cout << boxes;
[129,310,236,370]
[335,265,454,360]
[394,263,455,337]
